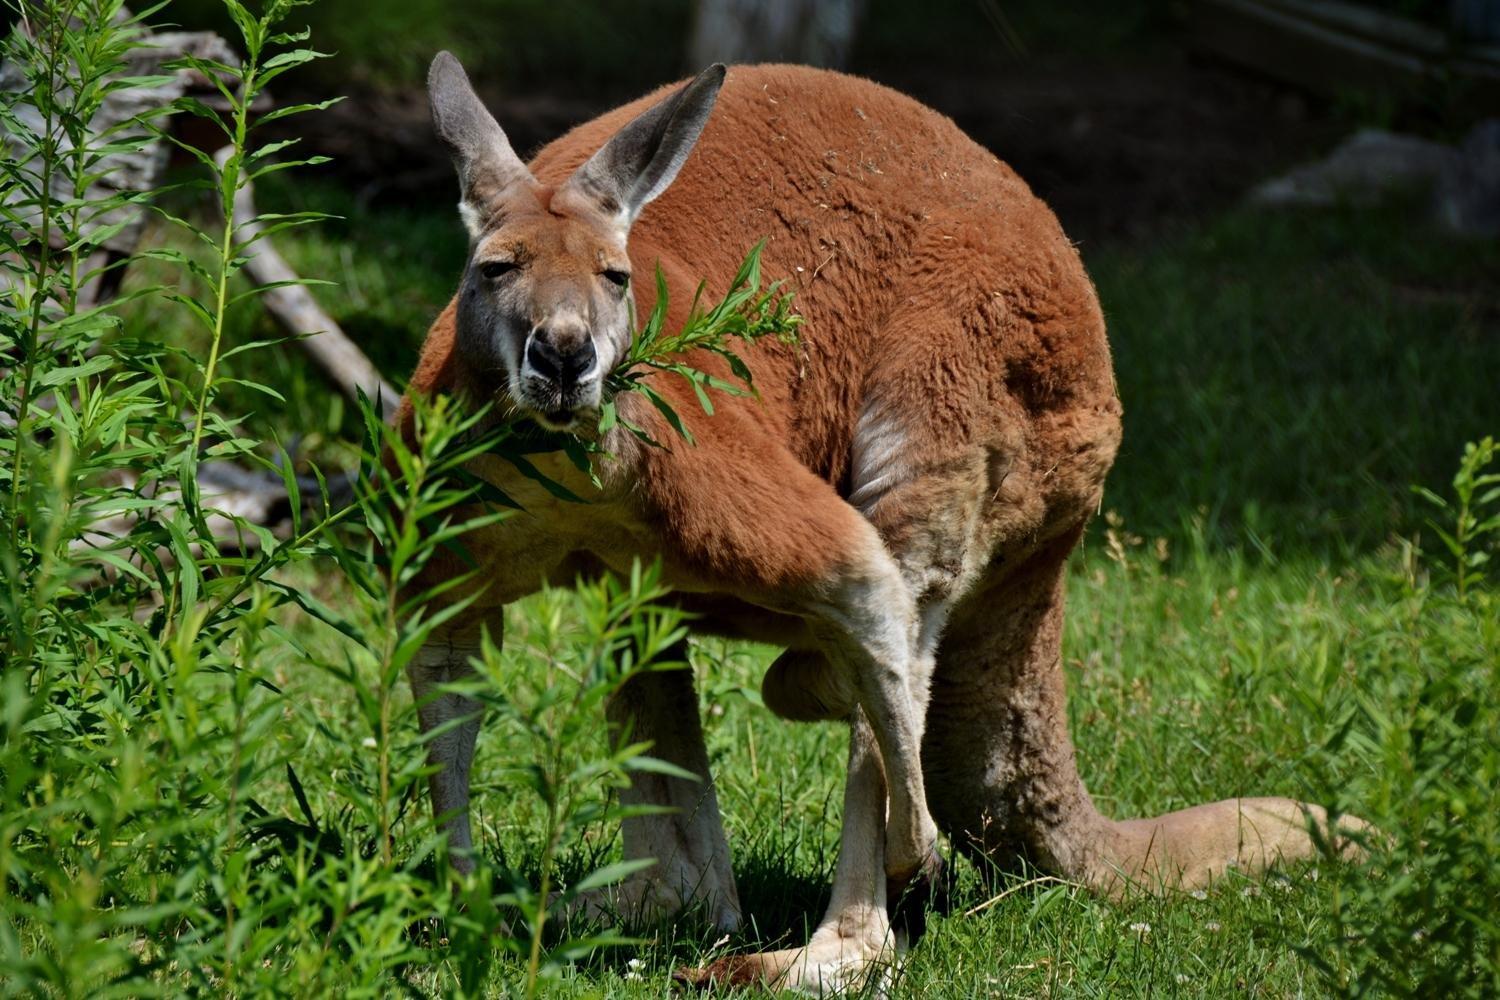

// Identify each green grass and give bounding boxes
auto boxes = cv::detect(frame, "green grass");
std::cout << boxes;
[1094,203,1500,555]
[104,180,1500,995]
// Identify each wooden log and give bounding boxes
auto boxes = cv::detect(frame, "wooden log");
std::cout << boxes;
[1191,0,1500,120]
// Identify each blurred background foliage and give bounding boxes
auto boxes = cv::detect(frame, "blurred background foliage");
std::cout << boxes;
[158,0,1162,93]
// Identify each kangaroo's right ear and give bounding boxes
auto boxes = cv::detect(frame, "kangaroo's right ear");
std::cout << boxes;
[428,51,534,239]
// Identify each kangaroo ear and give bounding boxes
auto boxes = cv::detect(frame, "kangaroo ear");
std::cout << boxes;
[428,51,533,238]
[562,64,725,233]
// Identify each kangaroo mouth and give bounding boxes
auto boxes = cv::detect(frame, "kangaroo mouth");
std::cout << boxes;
[513,376,598,433]
[535,407,583,431]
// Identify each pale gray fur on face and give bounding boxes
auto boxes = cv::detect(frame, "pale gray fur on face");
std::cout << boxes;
[428,55,726,427]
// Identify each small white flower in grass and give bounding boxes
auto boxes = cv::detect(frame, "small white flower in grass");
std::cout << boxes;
[1176,973,1190,985]
[1189,889,1208,901]
[1241,885,1260,898]
[361,736,377,749]
[1306,868,1320,883]
[1128,922,1151,936]
[1204,921,1222,933]
[624,957,645,981]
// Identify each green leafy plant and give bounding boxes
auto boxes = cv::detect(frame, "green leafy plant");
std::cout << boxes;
[1300,439,1500,998]
[150,0,339,568]
[472,563,697,998]
[600,238,801,447]
[1412,435,1499,600]
[0,0,371,991]
[0,1,448,993]
[276,391,702,997]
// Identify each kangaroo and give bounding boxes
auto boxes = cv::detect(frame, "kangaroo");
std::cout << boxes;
[402,53,1365,993]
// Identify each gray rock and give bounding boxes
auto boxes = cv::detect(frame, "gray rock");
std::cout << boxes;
[1250,128,1458,207]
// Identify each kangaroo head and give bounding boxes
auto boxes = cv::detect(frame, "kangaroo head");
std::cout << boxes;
[428,52,725,430]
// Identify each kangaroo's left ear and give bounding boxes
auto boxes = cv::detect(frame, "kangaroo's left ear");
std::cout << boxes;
[560,64,726,235]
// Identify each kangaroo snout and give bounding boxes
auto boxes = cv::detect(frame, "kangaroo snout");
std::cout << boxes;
[524,324,597,388]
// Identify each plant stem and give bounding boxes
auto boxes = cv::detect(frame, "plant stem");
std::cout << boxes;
[223,640,250,984]
[186,116,251,505]
[7,4,72,568]
[164,50,258,637]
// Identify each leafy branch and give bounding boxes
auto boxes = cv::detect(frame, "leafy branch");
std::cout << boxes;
[599,238,800,448]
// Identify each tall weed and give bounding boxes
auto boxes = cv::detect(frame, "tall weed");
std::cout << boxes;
[1303,439,1500,998]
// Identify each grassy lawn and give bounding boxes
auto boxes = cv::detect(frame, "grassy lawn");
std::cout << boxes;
[12,173,1489,997]
[115,176,1494,996]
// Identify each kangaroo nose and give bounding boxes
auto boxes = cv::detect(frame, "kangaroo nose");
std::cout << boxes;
[526,328,596,386]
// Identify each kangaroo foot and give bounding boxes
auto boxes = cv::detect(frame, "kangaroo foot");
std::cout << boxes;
[675,908,900,996]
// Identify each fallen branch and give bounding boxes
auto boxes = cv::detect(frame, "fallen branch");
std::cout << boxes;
[219,146,399,418]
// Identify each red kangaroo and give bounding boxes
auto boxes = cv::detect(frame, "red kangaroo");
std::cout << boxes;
[400,54,1366,992]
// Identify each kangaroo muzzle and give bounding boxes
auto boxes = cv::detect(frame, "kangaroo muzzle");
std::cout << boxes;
[525,326,597,388]
[517,319,601,428]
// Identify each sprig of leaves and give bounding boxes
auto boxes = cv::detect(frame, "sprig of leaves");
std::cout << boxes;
[599,238,800,447]
[1412,436,1499,601]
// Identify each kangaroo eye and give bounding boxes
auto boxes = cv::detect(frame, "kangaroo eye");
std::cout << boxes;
[479,260,518,280]
[602,269,630,289]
